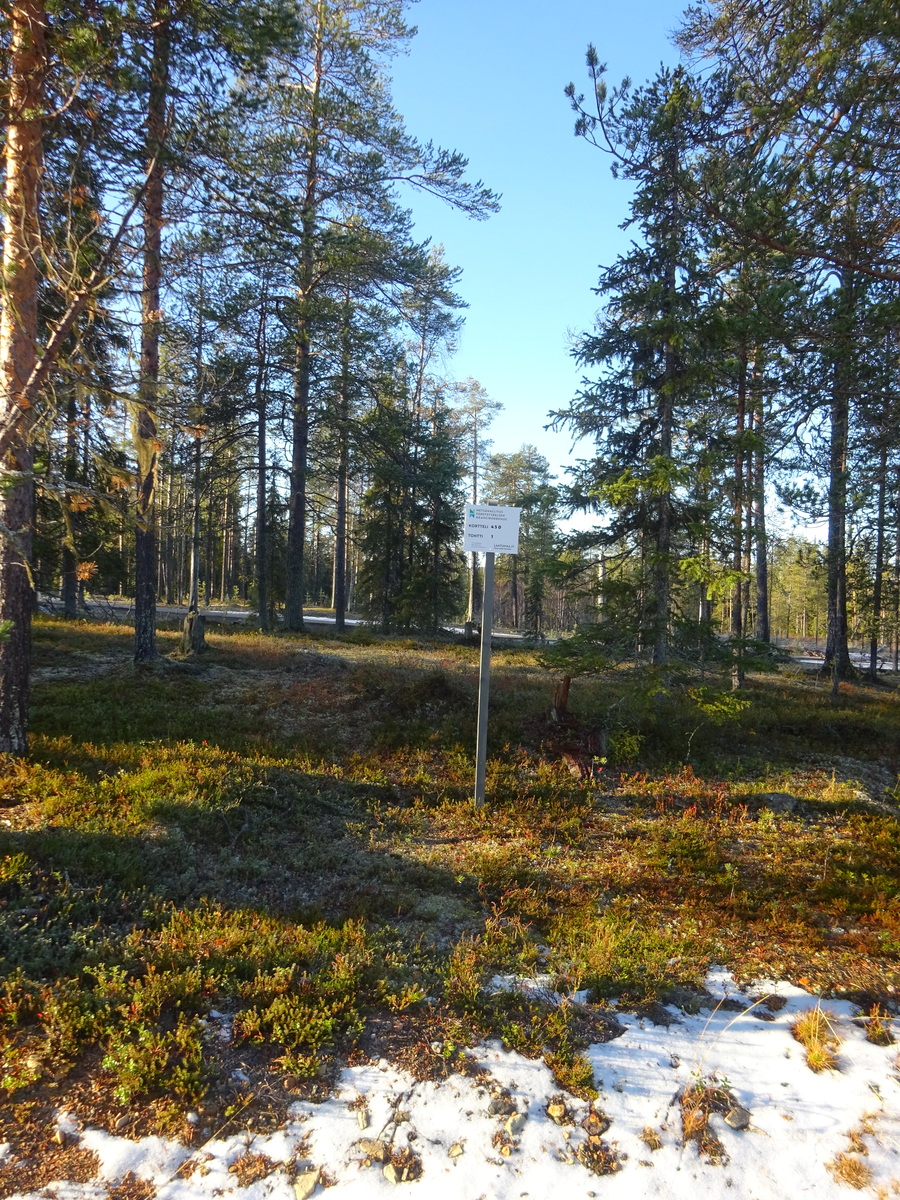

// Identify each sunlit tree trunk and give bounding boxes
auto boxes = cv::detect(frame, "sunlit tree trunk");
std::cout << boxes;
[752,362,770,642]
[731,350,747,688]
[333,294,351,631]
[0,0,47,753]
[867,442,888,681]
[285,2,325,632]
[253,301,269,630]
[824,279,854,682]
[61,387,80,618]
[133,0,170,662]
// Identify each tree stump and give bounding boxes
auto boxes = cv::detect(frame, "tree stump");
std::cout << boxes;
[181,610,206,656]
[551,674,572,721]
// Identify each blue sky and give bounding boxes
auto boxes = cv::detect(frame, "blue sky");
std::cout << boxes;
[390,0,686,484]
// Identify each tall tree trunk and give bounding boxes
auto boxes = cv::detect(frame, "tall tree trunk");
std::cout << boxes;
[254,304,269,631]
[160,461,173,602]
[188,254,206,613]
[219,489,229,601]
[868,442,888,681]
[285,3,325,631]
[133,0,170,663]
[651,351,675,667]
[753,379,770,642]
[731,351,747,688]
[285,328,309,630]
[0,0,47,754]
[333,453,349,629]
[61,388,79,617]
[188,431,202,610]
[333,298,351,631]
[511,554,519,629]
[651,185,678,667]
[824,286,853,682]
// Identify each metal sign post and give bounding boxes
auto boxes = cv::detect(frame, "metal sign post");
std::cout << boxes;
[463,503,521,807]
[474,549,494,807]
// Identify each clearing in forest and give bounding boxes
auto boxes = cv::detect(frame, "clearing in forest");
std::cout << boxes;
[1,619,899,1198]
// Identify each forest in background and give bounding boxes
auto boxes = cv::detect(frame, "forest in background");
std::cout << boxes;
[1,0,900,753]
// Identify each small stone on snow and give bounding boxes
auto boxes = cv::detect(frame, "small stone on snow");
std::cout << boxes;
[358,1138,389,1162]
[506,1112,527,1137]
[293,1168,318,1200]
[488,1096,516,1117]
[724,1106,752,1130]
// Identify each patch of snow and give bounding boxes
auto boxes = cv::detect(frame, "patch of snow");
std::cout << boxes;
[7,971,900,1200]
[78,1129,191,1184]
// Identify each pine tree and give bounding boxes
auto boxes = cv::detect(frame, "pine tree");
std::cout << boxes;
[357,388,463,631]
[560,63,715,664]
[231,0,496,632]
[483,446,559,631]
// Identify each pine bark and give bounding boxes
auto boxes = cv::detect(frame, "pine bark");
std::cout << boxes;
[285,4,325,631]
[0,0,47,754]
[753,374,770,642]
[285,326,310,629]
[61,389,79,617]
[254,303,269,630]
[650,266,676,668]
[824,284,854,681]
[730,351,747,687]
[333,298,351,631]
[867,443,887,680]
[133,0,170,662]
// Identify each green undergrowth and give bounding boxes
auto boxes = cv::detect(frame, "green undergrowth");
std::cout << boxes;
[1,618,899,1130]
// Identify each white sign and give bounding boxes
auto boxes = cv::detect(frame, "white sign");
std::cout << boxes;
[463,504,521,554]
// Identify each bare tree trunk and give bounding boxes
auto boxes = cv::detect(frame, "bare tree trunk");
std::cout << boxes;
[188,255,205,614]
[133,0,170,663]
[61,388,79,617]
[868,442,888,680]
[285,328,309,630]
[254,304,269,631]
[188,431,202,610]
[333,300,351,631]
[731,351,747,688]
[824,298,853,682]
[0,0,47,754]
[650,211,678,668]
[651,347,674,667]
[753,391,770,642]
[511,554,519,629]
[285,5,325,632]
[219,489,229,601]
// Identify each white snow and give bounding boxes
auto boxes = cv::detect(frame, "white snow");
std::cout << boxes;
[5,970,900,1200]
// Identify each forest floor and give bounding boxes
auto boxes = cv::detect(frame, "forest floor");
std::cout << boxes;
[2,619,900,1198]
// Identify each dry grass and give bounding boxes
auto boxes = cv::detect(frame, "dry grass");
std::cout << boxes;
[107,1173,157,1200]
[639,1125,663,1150]
[791,1007,842,1072]
[228,1152,278,1187]
[826,1119,880,1190]
[827,1151,873,1190]
[679,1077,733,1162]
[865,1005,896,1047]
